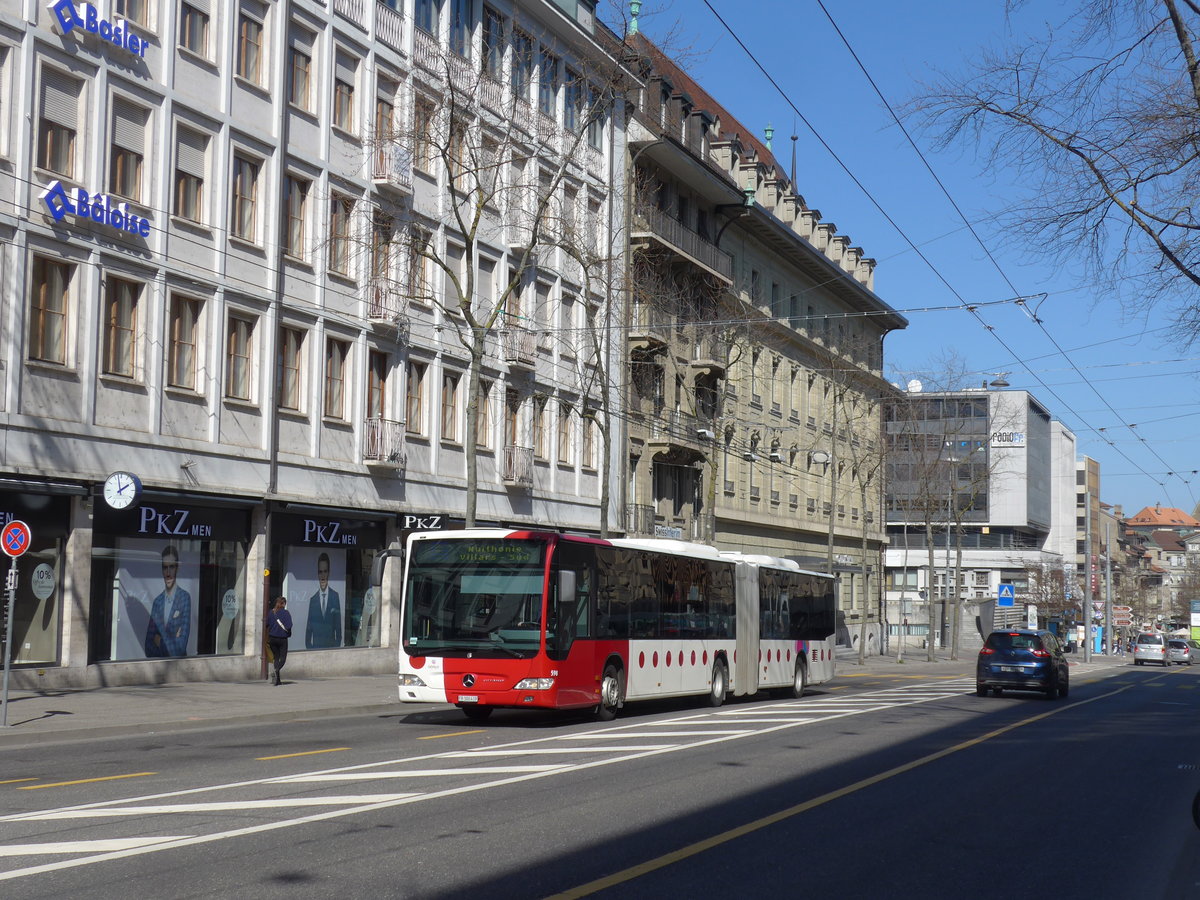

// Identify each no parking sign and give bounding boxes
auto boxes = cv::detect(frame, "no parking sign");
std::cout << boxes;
[1,520,31,558]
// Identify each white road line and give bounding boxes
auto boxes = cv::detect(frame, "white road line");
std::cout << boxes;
[276,765,566,782]
[559,730,753,738]
[448,747,677,756]
[24,795,421,819]
[0,837,191,857]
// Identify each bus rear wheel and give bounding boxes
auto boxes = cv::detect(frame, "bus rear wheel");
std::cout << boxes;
[791,662,807,699]
[460,705,493,722]
[595,664,623,721]
[707,659,728,707]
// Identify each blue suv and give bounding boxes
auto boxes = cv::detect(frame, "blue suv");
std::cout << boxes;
[976,629,1069,699]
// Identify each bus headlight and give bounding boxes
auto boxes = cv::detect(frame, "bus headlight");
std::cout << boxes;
[399,674,428,687]
[513,677,555,690]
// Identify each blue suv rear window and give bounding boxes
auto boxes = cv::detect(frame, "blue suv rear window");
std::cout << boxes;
[985,633,1042,651]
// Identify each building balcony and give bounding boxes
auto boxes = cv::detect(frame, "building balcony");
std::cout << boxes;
[334,0,366,28]
[502,325,536,368]
[363,417,406,468]
[372,143,413,194]
[629,302,669,354]
[625,503,655,536]
[689,330,729,378]
[366,277,409,332]
[503,445,534,487]
[632,204,733,283]
[647,409,706,455]
[375,1,404,52]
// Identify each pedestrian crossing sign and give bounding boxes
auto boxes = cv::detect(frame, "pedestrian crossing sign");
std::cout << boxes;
[998,583,1015,607]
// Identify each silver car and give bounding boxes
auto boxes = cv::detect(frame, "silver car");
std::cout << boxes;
[1134,632,1170,666]
[1167,638,1200,665]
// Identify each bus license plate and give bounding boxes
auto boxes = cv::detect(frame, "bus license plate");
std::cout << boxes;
[458,695,479,703]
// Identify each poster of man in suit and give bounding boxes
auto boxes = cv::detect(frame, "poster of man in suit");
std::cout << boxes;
[111,539,199,660]
[284,548,345,650]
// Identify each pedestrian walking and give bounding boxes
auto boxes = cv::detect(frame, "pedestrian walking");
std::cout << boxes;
[267,596,293,686]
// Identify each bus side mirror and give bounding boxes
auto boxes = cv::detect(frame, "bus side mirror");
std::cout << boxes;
[371,548,404,589]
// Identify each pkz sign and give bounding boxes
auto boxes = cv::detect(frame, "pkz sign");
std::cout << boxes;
[990,431,1026,449]
[40,181,152,238]
[48,0,149,58]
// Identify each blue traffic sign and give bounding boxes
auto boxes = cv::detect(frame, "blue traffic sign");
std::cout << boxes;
[1,520,31,558]
[998,583,1015,608]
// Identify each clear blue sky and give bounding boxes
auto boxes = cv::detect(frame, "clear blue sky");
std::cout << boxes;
[609,0,1200,518]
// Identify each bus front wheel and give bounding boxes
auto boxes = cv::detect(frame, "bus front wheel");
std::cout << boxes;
[708,660,728,707]
[595,664,623,721]
[791,662,807,699]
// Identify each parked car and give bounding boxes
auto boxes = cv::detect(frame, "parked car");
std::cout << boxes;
[1134,632,1170,666]
[1167,638,1200,665]
[976,629,1070,699]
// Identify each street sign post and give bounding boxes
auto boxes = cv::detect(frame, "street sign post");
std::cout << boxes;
[1,519,30,727]
[998,583,1015,608]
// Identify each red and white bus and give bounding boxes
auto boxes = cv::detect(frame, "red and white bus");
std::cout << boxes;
[396,529,837,721]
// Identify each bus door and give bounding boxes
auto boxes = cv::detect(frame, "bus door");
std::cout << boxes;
[734,562,760,695]
[549,542,596,707]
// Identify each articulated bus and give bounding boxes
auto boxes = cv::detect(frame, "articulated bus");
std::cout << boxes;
[395,529,837,721]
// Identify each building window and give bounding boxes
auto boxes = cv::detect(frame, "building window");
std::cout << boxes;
[278,326,304,411]
[180,3,210,57]
[441,371,460,442]
[329,195,353,275]
[413,96,436,172]
[557,402,572,464]
[587,88,604,150]
[226,315,255,401]
[367,350,387,418]
[115,0,148,25]
[29,256,70,365]
[533,395,548,459]
[415,0,440,35]
[109,99,146,202]
[482,6,504,79]
[103,277,140,378]
[476,379,491,448]
[371,213,394,280]
[173,126,207,223]
[564,69,582,132]
[231,154,259,241]
[449,0,471,58]
[333,52,356,132]
[37,70,80,177]
[289,42,311,110]
[409,227,432,303]
[505,389,520,446]
[374,93,395,164]
[405,360,426,435]
[512,30,533,101]
[324,338,349,419]
[581,412,595,469]
[538,49,559,117]
[284,175,308,259]
[168,295,201,390]
[237,13,263,85]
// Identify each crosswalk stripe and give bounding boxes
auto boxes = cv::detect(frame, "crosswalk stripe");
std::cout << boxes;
[0,837,191,856]
[24,795,421,819]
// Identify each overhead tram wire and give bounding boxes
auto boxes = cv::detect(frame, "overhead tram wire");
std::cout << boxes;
[800,0,1188,502]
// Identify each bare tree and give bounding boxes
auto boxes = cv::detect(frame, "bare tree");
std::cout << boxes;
[911,0,1200,341]
[365,20,634,527]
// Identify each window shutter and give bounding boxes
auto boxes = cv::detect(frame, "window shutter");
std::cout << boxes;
[335,51,356,85]
[176,127,207,178]
[40,69,80,129]
[186,0,210,13]
[111,99,146,152]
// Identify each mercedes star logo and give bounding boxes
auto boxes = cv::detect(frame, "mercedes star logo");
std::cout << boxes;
[462,674,475,687]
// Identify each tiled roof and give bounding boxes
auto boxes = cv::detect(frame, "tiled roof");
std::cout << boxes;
[1125,505,1200,528]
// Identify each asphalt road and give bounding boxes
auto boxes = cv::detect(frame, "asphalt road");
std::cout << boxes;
[2,662,1199,898]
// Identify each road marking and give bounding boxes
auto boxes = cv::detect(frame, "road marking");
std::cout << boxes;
[0,779,38,786]
[0,837,191,857]
[277,765,567,782]
[449,747,677,756]
[547,682,1137,899]
[418,730,485,740]
[26,795,421,819]
[255,748,349,761]
[19,773,155,791]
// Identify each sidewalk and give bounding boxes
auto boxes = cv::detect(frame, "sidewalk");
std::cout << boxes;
[0,672,404,750]
[0,650,1130,750]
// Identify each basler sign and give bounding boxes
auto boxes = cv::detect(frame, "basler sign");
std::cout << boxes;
[40,180,152,238]
[47,0,149,57]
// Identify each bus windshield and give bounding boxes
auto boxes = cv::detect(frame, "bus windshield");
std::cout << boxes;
[403,538,547,658]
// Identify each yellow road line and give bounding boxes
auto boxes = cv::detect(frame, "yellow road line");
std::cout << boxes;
[548,683,1134,899]
[20,773,156,791]
[255,748,349,761]
[0,778,39,785]
[418,730,485,740]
